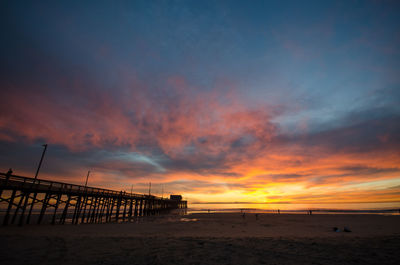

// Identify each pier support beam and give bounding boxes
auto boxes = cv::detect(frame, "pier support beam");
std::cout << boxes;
[0,173,187,226]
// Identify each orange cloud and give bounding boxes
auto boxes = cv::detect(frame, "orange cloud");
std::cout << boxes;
[1,76,399,207]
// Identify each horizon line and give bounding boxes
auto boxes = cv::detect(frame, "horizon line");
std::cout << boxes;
[190,201,400,204]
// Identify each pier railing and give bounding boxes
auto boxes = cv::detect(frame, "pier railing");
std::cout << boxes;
[0,173,187,226]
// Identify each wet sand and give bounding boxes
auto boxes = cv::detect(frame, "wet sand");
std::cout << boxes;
[1,213,400,264]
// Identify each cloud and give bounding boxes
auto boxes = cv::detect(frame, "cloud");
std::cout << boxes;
[1,0,400,205]
[276,111,400,154]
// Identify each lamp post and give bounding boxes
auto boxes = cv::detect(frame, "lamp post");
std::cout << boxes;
[34,144,47,180]
[84,171,90,187]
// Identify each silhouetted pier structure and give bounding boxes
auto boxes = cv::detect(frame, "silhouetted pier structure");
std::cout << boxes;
[0,172,187,226]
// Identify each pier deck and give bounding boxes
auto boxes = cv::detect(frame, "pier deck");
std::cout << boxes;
[0,173,187,226]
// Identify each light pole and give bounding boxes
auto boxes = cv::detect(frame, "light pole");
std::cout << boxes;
[34,144,47,180]
[148,182,151,196]
[84,171,90,187]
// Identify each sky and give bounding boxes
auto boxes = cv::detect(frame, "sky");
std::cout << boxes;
[1,0,399,206]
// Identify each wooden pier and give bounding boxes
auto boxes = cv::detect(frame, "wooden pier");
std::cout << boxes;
[0,172,187,226]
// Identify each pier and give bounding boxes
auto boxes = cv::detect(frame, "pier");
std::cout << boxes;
[0,172,187,226]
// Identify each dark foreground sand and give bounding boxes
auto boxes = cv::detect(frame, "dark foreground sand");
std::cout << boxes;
[1,213,399,265]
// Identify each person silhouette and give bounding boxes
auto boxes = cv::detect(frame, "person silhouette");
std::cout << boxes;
[5,168,12,181]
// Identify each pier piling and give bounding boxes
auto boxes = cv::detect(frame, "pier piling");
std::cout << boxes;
[0,173,187,226]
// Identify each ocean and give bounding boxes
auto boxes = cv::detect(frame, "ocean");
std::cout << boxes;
[187,202,400,215]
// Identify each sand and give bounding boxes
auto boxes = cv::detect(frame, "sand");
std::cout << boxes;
[1,213,400,264]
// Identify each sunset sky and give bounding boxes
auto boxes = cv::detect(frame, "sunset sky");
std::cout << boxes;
[1,0,399,206]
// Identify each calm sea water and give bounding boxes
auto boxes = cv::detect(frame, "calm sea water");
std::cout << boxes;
[188,202,400,215]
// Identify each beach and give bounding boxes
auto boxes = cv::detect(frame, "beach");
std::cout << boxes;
[1,213,400,264]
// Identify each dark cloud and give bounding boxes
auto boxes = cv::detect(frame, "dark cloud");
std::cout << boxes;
[1,1,399,203]
[309,166,400,186]
[275,112,400,154]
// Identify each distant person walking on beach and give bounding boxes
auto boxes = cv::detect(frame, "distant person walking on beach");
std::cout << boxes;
[242,212,246,219]
[278,209,280,214]
[255,213,259,220]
